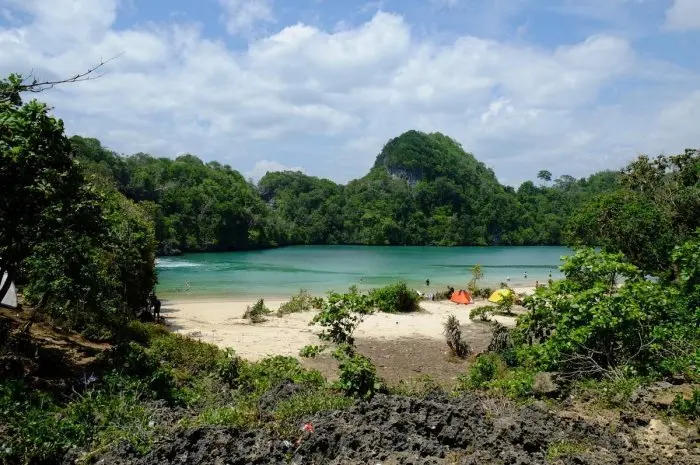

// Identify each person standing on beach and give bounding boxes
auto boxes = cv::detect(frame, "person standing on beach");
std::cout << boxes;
[426,278,430,287]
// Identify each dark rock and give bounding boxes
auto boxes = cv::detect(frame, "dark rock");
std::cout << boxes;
[258,379,307,412]
[90,392,682,465]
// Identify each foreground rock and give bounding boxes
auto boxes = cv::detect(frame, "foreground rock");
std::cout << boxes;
[94,393,699,465]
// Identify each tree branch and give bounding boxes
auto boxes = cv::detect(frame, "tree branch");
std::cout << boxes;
[1,53,124,103]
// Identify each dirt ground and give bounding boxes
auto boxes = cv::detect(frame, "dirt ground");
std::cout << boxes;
[302,320,495,387]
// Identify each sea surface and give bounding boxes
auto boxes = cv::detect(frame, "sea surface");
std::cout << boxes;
[155,245,569,300]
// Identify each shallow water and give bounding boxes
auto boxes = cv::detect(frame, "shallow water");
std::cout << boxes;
[155,245,568,299]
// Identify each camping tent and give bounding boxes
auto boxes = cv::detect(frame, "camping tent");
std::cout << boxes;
[488,288,512,304]
[450,290,473,305]
[0,270,17,309]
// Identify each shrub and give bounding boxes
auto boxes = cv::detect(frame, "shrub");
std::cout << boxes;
[494,291,516,315]
[277,290,321,317]
[369,282,420,313]
[486,369,535,399]
[487,321,512,353]
[0,378,153,464]
[479,287,493,299]
[299,344,325,358]
[574,377,641,408]
[461,353,505,389]
[148,332,223,375]
[273,391,354,422]
[672,388,700,418]
[215,348,243,386]
[244,299,271,324]
[310,286,373,346]
[514,248,699,379]
[392,375,444,398]
[469,305,492,322]
[236,356,326,395]
[444,314,471,358]
[335,347,382,399]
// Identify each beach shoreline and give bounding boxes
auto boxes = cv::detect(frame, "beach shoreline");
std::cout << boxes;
[158,283,540,303]
[160,286,535,361]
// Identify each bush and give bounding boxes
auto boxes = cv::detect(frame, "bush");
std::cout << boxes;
[0,378,153,464]
[370,282,420,313]
[487,321,512,353]
[391,375,444,398]
[311,286,374,346]
[444,314,471,358]
[469,305,492,322]
[244,299,272,323]
[672,388,700,418]
[277,290,322,317]
[461,353,505,389]
[236,356,326,395]
[514,248,699,379]
[273,391,354,422]
[335,347,382,399]
[299,344,325,358]
[574,377,641,408]
[148,333,223,375]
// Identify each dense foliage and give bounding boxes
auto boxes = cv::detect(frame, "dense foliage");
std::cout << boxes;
[72,136,281,255]
[566,150,700,275]
[0,76,156,335]
[513,248,699,380]
[1,324,349,463]
[70,131,622,254]
[369,282,420,313]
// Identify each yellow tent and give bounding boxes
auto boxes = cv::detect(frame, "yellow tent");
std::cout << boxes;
[488,288,513,303]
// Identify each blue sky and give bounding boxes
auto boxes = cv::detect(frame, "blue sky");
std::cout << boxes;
[1,0,699,185]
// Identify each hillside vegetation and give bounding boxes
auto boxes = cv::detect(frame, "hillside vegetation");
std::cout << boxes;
[72,130,619,254]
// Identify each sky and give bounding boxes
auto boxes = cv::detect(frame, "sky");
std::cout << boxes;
[0,0,699,185]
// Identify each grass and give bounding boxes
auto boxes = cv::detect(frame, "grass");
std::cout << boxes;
[574,377,642,409]
[546,440,589,462]
[277,289,323,317]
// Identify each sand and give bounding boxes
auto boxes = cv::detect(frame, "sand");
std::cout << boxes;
[162,286,535,361]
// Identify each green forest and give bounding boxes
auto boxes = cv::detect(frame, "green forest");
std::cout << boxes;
[70,130,620,255]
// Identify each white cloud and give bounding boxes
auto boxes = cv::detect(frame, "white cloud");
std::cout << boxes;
[248,160,304,180]
[219,0,274,36]
[664,0,700,31]
[0,1,698,185]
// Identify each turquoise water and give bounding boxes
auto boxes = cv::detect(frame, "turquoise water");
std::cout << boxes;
[155,245,569,299]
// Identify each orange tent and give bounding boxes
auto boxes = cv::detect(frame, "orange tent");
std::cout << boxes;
[450,289,473,305]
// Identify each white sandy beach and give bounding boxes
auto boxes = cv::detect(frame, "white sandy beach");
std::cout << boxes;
[162,286,534,360]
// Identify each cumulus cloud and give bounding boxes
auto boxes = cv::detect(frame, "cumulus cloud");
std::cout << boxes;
[0,1,698,185]
[664,0,700,31]
[219,0,274,36]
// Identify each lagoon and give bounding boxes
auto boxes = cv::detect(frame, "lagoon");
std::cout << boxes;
[155,245,569,299]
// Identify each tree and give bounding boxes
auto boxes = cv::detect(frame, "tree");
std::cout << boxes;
[0,71,156,334]
[566,150,699,276]
[516,248,697,379]
[537,170,552,184]
[468,264,484,292]
[0,89,99,304]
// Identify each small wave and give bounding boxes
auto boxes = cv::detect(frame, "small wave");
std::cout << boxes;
[156,259,201,269]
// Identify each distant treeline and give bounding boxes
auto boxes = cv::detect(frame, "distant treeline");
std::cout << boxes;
[70,130,622,256]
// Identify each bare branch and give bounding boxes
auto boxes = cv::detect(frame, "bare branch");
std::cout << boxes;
[1,53,124,103]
